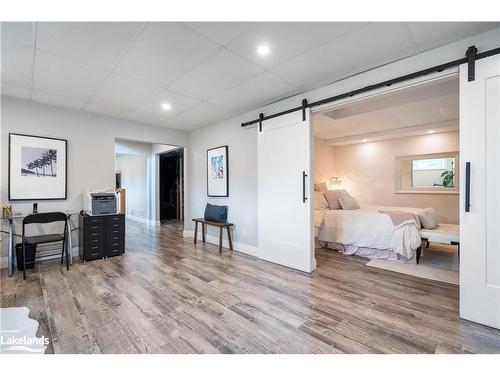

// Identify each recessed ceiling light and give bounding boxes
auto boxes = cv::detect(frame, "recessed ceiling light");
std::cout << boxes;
[161,102,172,111]
[362,139,368,143]
[427,130,435,134]
[257,44,270,56]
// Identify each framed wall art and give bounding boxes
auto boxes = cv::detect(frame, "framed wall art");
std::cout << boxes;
[207,145,228,197]
[9,133,67,200]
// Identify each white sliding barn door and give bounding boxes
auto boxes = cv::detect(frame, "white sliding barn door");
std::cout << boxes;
[460,54,500,329]
[258,110,316,273]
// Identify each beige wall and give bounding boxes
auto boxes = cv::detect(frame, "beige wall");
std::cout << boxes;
[313,131,459,224]
[313,137,336,184]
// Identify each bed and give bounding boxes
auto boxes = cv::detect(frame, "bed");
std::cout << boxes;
[314,190,436,263]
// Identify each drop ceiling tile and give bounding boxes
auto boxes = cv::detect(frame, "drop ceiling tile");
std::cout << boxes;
[406,22,500,51]
[125,111,165,125]
[1,83,31,99]
[1,38,34,88]
[169,49,264,100]
[1,22,36,46]
[159,118,193,130]
[83,102,131,119]
[183,22,260,45]
[172,101,236,126]
[115,22,220,86]
[36,22,145,70]
[273,23,416,90]
[32,90,86,110]
[209,72,300,113]
[33,50,109,100]
[225,22,365,68]
[92,73,199,115]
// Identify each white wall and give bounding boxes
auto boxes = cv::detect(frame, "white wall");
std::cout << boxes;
[116,154,149,221]
[185,27,500,254]
[187,118,258,251]
[0,97,188,257]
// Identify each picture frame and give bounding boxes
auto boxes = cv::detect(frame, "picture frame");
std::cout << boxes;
[207,145,229,197]
[8,133,68,201]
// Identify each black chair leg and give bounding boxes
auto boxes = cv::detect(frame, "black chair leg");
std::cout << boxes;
[61,237,66,265]
[65,233,70,271]
[22,241,26,280]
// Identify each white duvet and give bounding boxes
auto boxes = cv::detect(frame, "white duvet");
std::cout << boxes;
[315,206,422,259]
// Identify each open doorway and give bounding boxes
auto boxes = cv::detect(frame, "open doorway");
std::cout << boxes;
[114,139,185,229]
[312,75,460,284]
[159,148,184,229]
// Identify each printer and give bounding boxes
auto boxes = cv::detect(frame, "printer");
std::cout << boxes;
[83,189,118,216]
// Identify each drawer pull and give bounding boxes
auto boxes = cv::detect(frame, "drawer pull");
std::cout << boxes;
[113,243,119,246]
[91,246,98,250]
[91,233,98,236]
[91,239,98,243]
[91,252,99,256]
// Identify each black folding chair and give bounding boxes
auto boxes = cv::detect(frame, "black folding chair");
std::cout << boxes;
[21,212,69,280]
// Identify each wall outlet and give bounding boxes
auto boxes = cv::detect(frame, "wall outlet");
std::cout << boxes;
[242,228,247,237]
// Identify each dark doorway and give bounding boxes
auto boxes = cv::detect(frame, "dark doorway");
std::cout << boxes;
[159,148,184,224]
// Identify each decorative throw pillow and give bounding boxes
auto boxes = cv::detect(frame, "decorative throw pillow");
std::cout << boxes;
[315,182,328,192]
[418,207,438,229]
[324,189,349,210]
[313,192,329,210]
[338,195,360,210]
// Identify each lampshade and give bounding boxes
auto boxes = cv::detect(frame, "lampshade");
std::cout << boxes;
[329,176,342,189]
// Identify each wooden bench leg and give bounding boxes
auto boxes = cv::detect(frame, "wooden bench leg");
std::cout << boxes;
[194,221,198,244]
[202,223,206,243]
[219,227,223,253]
[227,227,233,251]
[416,245,422,264]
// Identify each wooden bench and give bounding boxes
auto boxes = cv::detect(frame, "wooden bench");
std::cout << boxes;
[192,218,234,252]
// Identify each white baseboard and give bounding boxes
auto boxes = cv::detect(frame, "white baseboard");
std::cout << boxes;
[126,215,161,227]
[126,214,150,225]
[0,247,79,269]
[183,229,259,257]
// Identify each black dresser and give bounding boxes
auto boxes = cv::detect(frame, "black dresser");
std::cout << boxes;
[79,214,125,261]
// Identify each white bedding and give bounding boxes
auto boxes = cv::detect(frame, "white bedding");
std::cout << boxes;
[315,206,422,260]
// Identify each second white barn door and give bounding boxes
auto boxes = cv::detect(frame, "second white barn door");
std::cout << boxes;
[460,53,500,329]
[258,110,316,273]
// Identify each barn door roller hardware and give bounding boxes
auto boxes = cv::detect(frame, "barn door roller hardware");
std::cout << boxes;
[301,99,308,121]
[466,45,478,82]
[242,45,500,129]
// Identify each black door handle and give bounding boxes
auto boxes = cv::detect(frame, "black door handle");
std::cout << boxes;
[302,171,307,203]
[465,162,471,212]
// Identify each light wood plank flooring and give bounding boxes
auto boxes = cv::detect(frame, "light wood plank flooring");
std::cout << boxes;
[2,220,500,354]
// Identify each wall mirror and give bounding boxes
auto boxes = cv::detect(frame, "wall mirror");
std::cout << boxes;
[395,151,459,194]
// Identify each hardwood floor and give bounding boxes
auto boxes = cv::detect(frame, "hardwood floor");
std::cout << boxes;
[2,220,500,354]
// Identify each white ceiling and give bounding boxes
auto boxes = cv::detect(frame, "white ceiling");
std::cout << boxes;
[1,22,497,130]
[314,76,459,145]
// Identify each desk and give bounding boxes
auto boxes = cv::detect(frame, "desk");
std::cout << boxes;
[1,212,78,277]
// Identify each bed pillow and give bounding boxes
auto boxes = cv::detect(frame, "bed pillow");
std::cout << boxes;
[314,182,328,192]
[339,195,360,210]
[324,189,349,210]
[418,207,438,229]
[313,192,329,210]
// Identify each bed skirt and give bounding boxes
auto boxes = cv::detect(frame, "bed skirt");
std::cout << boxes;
[317,240,416,264]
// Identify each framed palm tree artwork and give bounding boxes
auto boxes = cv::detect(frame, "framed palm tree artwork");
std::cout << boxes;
[9,133,67,200]
[207,145,228,197]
